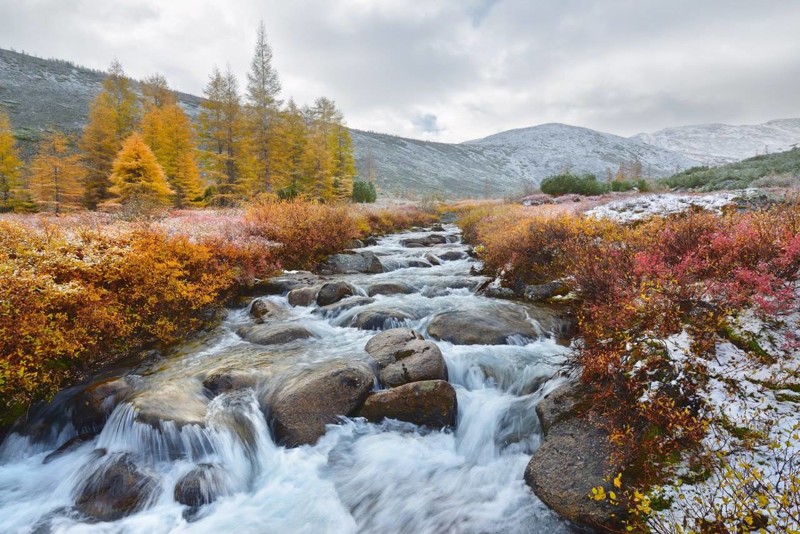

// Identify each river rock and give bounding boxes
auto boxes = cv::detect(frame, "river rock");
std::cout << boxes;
[427,309,539,345]
[364,329,447,387]
[424,253,442,266]
[522,280,571,303]
[237,323,316,345]
[316,281,356,306]
[249,298,287,323]
[437,250,467,261]
[524,413,624,529]
[249,272,319,295]
[322,252,384,274]
[269,361,375,447]
[367,281,416,297]
[401,234,448,247]
[364,236,379,246]
[203,370,260,396]
[430,224,445,232]
[75,453,158,521]
[405,242,425,248]
[536,382,585,435]
[356,380,457,428]
[132,384,209,429]
[349,239,365,249]
[174,463,226,508]
[43,433,95,464]
[364,328,424,365]
[287,286,320,307]
[72,378,134,434]
[315,296,375,318]
[351,308,412,330]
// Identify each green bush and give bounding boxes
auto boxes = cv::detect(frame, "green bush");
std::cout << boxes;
[352,180,377,203]
[540,173,609,196]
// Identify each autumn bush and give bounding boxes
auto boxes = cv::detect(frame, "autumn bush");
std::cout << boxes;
[458,200,800,488]
[0,199,440,427]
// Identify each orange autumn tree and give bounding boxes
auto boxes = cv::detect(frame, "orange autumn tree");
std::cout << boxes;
[0,108,22,212]
[29,131,85,214]
[109,133,173,208]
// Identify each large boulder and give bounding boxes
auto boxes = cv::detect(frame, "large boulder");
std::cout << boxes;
[536,382,585,435]
[364,329,448,387]
[367,281,417,297]
[132,383,209,429]
[75,453,158,521]
[269,362,375,447]
[350,308,412,331]
[356,380,457,428]
[427,308,539,345]
[364,328,423,365]
[237,323,316,345]
[174,463,227,508]
[316,281,356,307]
[287,286,320,307]
[322,252,384,274]
[249,298,287,323]
[524,413,625,529]
[71,378,134,434]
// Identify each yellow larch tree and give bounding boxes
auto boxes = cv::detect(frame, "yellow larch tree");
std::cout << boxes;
[80,60,140,208]
[109,133,173,206]
[268,99,308,198]
[28,131,85,214]
[0,108,22,211]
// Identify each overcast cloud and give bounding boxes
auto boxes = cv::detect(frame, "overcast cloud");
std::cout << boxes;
[1,0,798,142]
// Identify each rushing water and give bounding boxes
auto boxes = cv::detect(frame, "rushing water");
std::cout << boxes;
[0,224,579,533]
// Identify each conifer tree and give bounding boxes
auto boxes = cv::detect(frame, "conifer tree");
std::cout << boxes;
[269,100,308,198]
[246,21,281,194]
[0,108,21,211]
[109,133,173,206]
[303,101,335,200]
[29,131,85,214]
[197,67,253,205]
[81,60,140,208]
[140,75,203,207]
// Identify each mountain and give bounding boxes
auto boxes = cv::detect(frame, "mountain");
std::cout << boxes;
[2,48,799,198]
[632,119,800,166]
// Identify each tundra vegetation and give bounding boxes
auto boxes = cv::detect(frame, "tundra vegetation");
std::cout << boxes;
[457,199,800,532]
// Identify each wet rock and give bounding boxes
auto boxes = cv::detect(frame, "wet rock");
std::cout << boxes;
[322,252,384,274]
[405,242,425,248]
[287,286,320,307]
[404,259,432,268]
[430,224,445,232]
[427,309,539,345]
[174,463,226,508]
[349,239,365,249]
[249,298,287,323]
[424,253,442,266]
[364,236,379,246]
[524,413,624,529]
[237,323,317,345]
[316,281,356,307]
[75,453,158,521]
[367,281,416,297]
[249,271,319,295]
[132,384,209,428]
[401,234,448,247]
[356,380,457,428]
[314,296,375,318]
[536,382,585,435]
[522,280,571,303]
[269,361,375,447]
[43,433,95,464]
[364,328,424,366]
[379,340,448,387]
[437,250,467,261]
[481,286,517,299]
[203,370,259,396]
[351,308,413,331]
[72,378,134,434]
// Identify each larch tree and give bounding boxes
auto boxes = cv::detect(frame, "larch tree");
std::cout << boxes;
[0,108,21,211]
[302,97,355,201]
[140,75,203,207]
[268,99,308,198]
[197,66,253,205]
[28,131,85,214]
[80,60,140,208]
[302,101,335,200]
[246,20,282,195]
[109,133,173,206]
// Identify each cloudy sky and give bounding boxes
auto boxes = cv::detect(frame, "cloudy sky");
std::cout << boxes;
[1,0,798,142]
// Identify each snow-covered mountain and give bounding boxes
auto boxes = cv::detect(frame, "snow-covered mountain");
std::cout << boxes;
[632,119,800,166]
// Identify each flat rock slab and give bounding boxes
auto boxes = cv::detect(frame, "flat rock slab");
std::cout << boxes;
[237,323,317,345]
[427,308,539,345]
[356,380,457,429]
[524,414,624,529]
[269,361,376,447]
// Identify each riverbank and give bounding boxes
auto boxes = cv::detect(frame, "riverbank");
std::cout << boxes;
[456,191,800,531]
[0,199,437,430]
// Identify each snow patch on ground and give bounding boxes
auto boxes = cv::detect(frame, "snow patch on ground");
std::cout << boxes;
[584,189,762,222]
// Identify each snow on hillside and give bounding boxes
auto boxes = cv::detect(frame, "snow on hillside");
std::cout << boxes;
[632,119,800,166]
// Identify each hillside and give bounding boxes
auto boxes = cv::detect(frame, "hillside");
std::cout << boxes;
[633,119,800,166]
[661,146,800,191]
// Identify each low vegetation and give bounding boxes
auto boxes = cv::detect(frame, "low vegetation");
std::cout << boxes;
[458,200,800,531]
[0,198,436,428]
[662,147,800,191]
[540,172,650,196]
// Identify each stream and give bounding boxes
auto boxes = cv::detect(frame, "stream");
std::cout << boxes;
[0,224,579,533]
